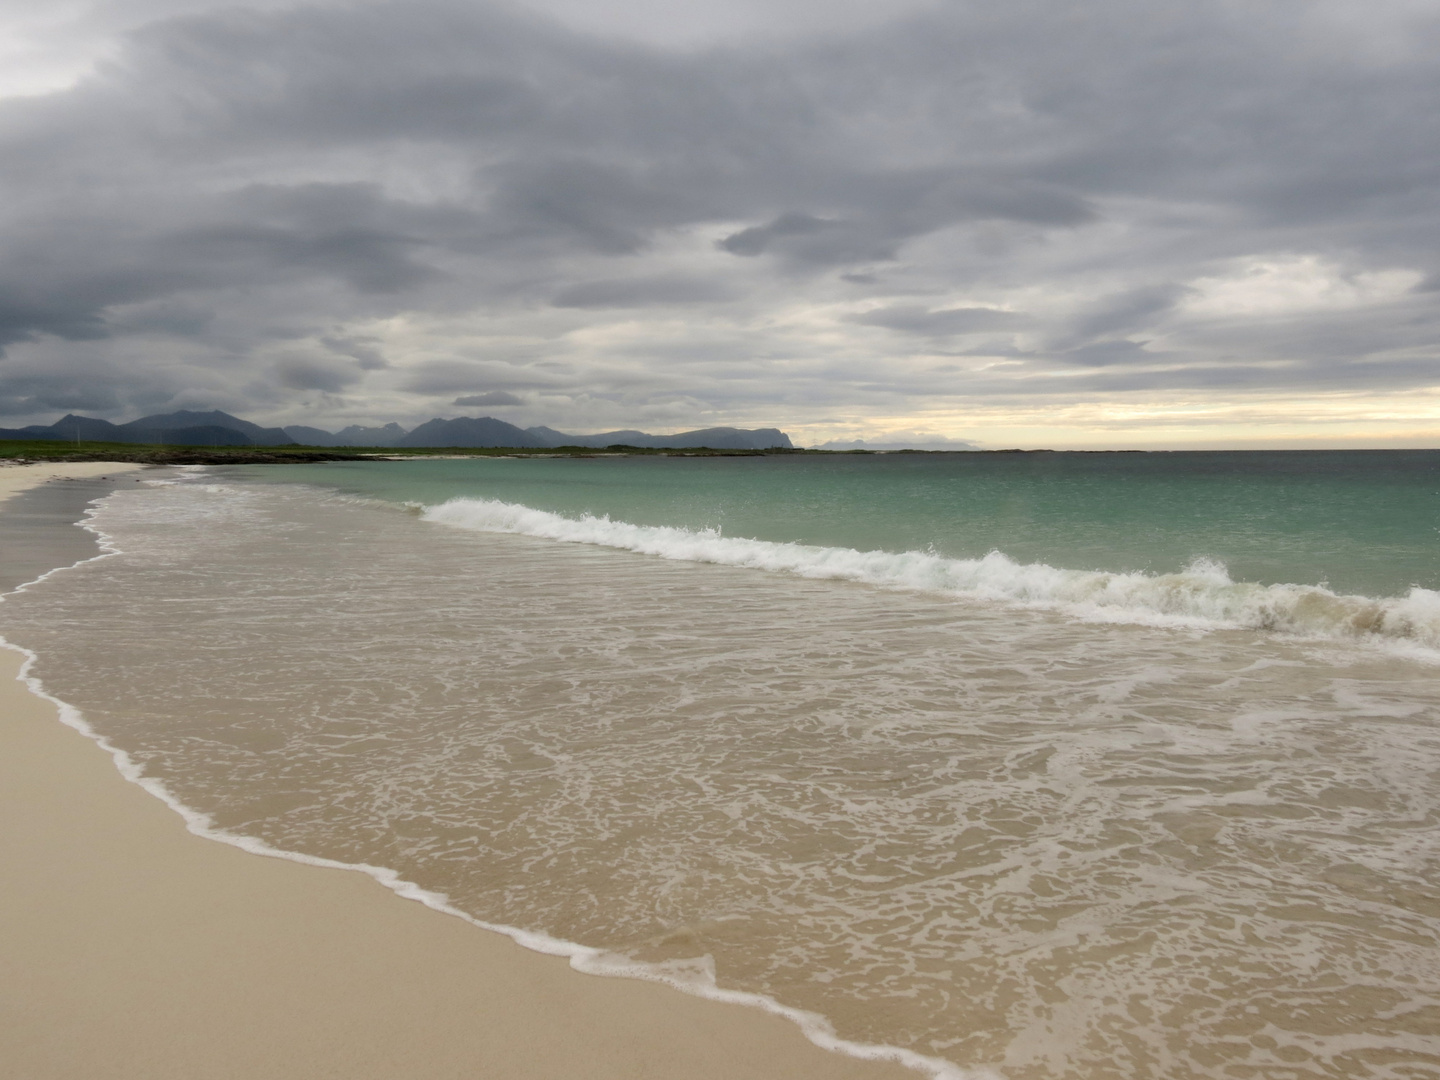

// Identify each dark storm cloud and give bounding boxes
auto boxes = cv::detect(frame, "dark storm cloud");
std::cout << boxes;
[162,184,453,295]
[0,0,1435,433]
[0,372,123,416]
[0,296,111,349]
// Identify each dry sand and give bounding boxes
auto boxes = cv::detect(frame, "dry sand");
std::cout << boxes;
[0,461,913,1080]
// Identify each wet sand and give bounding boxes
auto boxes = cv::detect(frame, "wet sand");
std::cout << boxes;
[0,461,911,1080]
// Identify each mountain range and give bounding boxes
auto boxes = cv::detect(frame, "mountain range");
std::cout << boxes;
[0,410,794,450]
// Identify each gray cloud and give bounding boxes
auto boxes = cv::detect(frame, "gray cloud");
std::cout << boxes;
[1056,340,1162,369]
[0,0,1434,442]
[1061,286,1190,347]
[156,182,468,295]
[0,297,111,349]
[399,361,550,395]
[274,355,365,392]
[454,390,524,406]
[720,213,833,257]
[321,335,389,369]
[553,276,733,308]
[850,305,1028,336]
[0,374,123,416]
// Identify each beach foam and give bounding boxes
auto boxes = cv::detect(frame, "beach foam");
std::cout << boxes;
[423,497,1440,649]
[1,478,982,1080]
[4,630,978,1080]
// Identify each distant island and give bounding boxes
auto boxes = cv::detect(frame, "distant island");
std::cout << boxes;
[0,410,794,451]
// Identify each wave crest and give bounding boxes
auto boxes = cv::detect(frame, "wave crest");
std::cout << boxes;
[422,497,1440,649]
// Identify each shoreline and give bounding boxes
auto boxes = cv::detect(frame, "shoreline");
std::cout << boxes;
[0,462,918,1080]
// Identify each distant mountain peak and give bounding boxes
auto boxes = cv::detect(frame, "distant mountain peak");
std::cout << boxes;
[118,410,295,446]
[397,416,548,449]
[4,410,794,451]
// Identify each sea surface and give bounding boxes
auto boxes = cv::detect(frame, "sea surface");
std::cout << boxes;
[3,450,1439,1079]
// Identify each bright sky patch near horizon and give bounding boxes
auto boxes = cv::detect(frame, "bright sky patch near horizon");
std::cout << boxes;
[0,0,1436,448]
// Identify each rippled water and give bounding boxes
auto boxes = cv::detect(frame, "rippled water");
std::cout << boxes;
[3,473,1439,1079]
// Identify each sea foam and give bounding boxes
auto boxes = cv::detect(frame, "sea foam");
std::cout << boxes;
[422,497,1440,649]
[0,482,982,1080]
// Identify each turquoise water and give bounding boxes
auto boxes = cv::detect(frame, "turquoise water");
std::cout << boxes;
[233,450,1440,597]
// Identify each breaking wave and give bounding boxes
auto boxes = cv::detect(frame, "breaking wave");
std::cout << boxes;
[423,497,1440,649]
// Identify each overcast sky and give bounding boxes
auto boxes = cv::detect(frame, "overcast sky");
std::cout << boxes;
[0,0,1437,447]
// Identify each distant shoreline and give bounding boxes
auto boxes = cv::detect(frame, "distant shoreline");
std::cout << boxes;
[0,440,993,464]
[0,441,814,464]
[7,440,1439,464]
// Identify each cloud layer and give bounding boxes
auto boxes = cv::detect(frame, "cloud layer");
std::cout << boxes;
[0,0,1436,446]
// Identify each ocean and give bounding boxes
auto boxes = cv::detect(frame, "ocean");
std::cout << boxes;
[3,450,1438,1079]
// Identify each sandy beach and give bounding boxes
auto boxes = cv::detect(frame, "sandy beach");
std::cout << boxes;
[0,461,910,1080]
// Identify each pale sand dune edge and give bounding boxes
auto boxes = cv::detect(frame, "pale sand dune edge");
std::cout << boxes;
[0,462,916,1080]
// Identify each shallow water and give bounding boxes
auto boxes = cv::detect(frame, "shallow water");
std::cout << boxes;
[233,450,1440,598]
[2,463,1438,1079]
[0,474,122,592]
